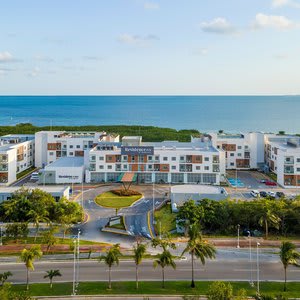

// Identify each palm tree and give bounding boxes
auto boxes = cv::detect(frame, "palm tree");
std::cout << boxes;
[153,248,176,288]
[279,241,300,291]
[27,209,49,241]
[133,242,147,289]
[20,246,43,290]
[44,269,62,288]
[259,199,281,239]
[182,224,216,288]
[99,244,122,289]
[0,271,13,286]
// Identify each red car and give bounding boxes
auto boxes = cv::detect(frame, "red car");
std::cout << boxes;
[265,180,277,186]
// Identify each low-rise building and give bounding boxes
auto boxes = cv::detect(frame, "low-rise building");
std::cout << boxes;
[210,132,265,169]
[86,135,226,184]
[35,130,119,168]
[0,134,35,186]
[0,186,70,202]
[265,134,300,188]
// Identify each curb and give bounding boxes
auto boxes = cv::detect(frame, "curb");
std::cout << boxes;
[147,211,155,239]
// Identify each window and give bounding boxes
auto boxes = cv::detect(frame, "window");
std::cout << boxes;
[123,165,128,169]
[70,145,73,149]
[49,152,54,156]
[297,158,300,163]
[99,165,104,169]
[180,156,185,161]
[217,145,220,149]
[148,165,153,170]
[171,166,176,170]
[155,156,159,161]
[204,166,209,171]
[131,155,135,162]
[69,152,73,155]
[91,156,96,161]
[99,156,104,161]
[76,145,80,149]
[237,146,242,149]
[230,153,234,157]
[107,165,112,170]
[148,156,152,161]
[172,157,176,161]
[237,153,242,157]
[196,166,200,170]
[230,162,234,166]
[123,155,128,161]
[297,168,300,172]
[163,157,168,161]
[204,157,209,161]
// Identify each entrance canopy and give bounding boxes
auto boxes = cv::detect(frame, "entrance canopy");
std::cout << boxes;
[117,172,137,183]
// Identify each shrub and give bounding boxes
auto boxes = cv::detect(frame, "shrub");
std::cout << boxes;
[111,189,142,196]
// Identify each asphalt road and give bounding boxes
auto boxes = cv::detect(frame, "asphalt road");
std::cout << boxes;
[2,254,300,284]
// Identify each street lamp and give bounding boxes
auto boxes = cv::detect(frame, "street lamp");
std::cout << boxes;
[237,224,240,248]
[72,239,76,295]
[152,171,155,225]
[247,231,254,286]
[257,242,260,295]
[76,229,81,288]
[0,224,3,246]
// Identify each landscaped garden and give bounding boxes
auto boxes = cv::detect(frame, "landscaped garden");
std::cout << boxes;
[94,190,142,208]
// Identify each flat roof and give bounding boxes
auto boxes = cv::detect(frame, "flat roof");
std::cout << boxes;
[0,186,69,194]
[46,157,84,168]
[171,184,225,194]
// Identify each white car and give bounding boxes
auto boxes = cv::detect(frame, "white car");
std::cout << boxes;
[30,172,39,180]
[250,190,260,197]
[267,191,276,198]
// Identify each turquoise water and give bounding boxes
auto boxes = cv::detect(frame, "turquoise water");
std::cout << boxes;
[0,95,299,133]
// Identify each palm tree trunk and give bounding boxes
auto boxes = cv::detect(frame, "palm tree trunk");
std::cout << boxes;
[191,251,195,288]
[265,219,268,239]
[162,267,165,288]
[109,266,111,289]
[50,278,53,289]
[284,266,287,291]
[26,268,29,290]
[136,265,139,289]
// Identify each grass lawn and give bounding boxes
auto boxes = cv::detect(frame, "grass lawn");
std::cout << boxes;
[154,203,177,235]
[10,281,300,297]
[94,191,142,208]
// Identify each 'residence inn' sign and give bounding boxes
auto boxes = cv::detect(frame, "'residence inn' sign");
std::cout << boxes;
[121,146,154,155]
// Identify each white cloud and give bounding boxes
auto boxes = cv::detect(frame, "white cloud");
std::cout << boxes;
[253,13,294,29]
[0,51,14,62]
[118,33,159,46]
[144,1,159,10]
[200,18,237,35]
[28,67,40,77]
[272,0,300,8]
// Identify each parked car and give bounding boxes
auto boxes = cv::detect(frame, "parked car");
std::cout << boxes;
[250,190,260,197]
[276,192,285,198]
[267,191,276,198]
[265,180,277,186]
[260,179,266,183]
[30,172,39,181]
[260,191,268,198]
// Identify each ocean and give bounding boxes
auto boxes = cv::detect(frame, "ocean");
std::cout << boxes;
[0,95,299,133]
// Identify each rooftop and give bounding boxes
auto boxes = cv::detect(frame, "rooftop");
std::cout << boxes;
[45,157,84,168]
[171,184,226,194]
[0,186,69,194]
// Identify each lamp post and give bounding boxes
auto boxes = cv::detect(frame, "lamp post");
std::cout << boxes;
[76,229,81,289]
[247,231,253,286]
[237,224,240,248]
[72,239,76,295]
[152,171,155,225]
[0,224,3,246]
[257,242,260,295]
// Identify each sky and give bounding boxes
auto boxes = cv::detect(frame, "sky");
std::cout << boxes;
[1,0,300,95]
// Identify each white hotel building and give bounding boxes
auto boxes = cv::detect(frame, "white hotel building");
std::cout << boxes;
[265,135,300,188]
[85,136,226,185]
[0,134,35,186]
[210,132,265,170]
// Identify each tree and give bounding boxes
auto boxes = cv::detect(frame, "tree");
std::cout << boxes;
[41,226,58,253]
[153,248,176,288]
[5,223,29,241]
[27,209,49,241]
[99,244,121,289]
[279,241,300,291]
[258,199,281,239]
[133,241,147,289]
[176,200,204,233]
[182,224,216,288]
[0,271,12,286]
[207,281,233,300]
[20,246,43,290]
[44,269,62,288]
[151,235,176,251]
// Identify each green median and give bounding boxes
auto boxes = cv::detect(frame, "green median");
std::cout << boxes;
[94,191,142,208]
[10,281,300,297]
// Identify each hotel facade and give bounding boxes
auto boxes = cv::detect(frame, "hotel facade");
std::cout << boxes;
[0,134,35,186]
[85,136,226,185]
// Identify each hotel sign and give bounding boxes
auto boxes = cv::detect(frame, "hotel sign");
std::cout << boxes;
[121,146,154,155]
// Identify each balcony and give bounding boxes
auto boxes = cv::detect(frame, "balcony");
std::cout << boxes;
[0,165,8,171]
[284,166,294,174]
